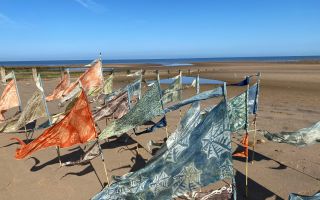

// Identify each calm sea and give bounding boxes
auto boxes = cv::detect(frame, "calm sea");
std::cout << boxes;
[0,56,320,67]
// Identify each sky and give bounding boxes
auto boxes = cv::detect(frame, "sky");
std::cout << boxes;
[0,0,320,61]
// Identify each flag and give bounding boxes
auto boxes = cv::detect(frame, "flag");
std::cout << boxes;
[233,132,249,158]
[248,83,260,114]
[0,79,20,121]
[60,83,81,105]
[227,76,250,86]
[103,73,114,95]
[12,90,97,159]
[148,102,201,163]
[162,75,182,104]
[263,121,320,146]
[103,79,140,103]
[164,86,223,113]
[92,99,233,200]
[61,140,101,166]
[228,83,260,132]
[93,91,129,121]
[136,116,167,135]
[4,71,14,81]
[99,82,164,140]
[46,73,70,101]
[63,59,103,96]
[228,92,247,132]
[289,192,320,200]
[13,89,47,131]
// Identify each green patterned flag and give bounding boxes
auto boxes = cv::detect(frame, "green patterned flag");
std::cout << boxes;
[99,82,164,139]
[14,89,47,131]
[92,99,233,200]
[88,73,114,97]
[228,83,259,132]
[162,75,182,105]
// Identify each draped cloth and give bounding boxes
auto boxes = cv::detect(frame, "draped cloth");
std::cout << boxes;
[93,91,129,122]
[99,82,164,140]
[14,89,47,131]
[263,121,320,146]
[12,90,97,159]
[46,73,70,101]
[92,99,233,200]
[63,59,103,97]
[0,79,20,121]
[289,192,320,200]
[164,86,224,113]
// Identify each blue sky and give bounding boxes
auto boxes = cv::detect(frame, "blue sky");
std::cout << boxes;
[0,0,319,61]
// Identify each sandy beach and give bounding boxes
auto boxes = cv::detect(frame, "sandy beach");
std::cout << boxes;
[0,61,319,200]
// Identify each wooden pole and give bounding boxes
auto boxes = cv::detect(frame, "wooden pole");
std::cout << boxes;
[13,71,22,112]
[245,83,250,198]
[251,115,257,164]
[97,140,110,186]
[1,67,6,84]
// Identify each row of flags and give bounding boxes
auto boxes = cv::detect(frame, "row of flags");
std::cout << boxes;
[0,58,317,199]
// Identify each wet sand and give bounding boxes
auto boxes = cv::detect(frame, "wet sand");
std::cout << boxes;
[0,62,319,199]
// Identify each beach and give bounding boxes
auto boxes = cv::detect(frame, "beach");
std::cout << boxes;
[0,61,319,200]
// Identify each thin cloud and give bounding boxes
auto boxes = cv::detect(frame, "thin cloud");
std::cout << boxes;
[74,0,105,13]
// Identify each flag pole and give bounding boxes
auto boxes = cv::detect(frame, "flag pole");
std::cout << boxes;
[12,71,22,112]
[245,81,250,198]
[251,73,261,164]
[156,70,169,139]
[97,139,110,186]
[178,70,182,121]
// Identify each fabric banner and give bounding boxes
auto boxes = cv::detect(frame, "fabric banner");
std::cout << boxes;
[263,121,320,146]
[92,99,233,200]
[99,82,164,139]
[13,89,47,131]
[0,79,20,121]
[104,79,140,103]
[162,75,182,105]
[136,116,167,135]
[164,86,223,113]
[60,83,81,105]
[289,192,320,200]
[248,83,259,114]
[228,92,247,132]
[4,71,14,81]
[62,140,101,166]
[233,132,249,158]
[46,73,70,101]
[148,102,201,163]
[63,59,103,96]
[93,91,129,122]
[12,90,97,159]
[227,76,250,86]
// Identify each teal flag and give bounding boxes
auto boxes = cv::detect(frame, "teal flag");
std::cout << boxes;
[228,92,247,132]
[289,192,320,200]
[164,86,223,113]
[92,99,234,200]
[99,82,164,139]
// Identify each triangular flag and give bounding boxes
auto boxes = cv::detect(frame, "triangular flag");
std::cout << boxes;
[233,132,249,158]
[0,79,20,121]
[63,59,103,96]
[12,90,97,159]
[46,73,70,101]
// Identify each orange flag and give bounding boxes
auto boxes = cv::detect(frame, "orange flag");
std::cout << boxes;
[233,132,249,158]
[46,73,70,101]
[63,60,103,95]
[12,90,97,160]
[0,79,20,121]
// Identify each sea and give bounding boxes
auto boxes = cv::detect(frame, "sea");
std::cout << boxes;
[0,56,320,67]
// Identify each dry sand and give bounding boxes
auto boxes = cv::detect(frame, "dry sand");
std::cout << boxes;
[0,62,319,200]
